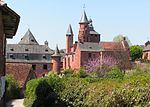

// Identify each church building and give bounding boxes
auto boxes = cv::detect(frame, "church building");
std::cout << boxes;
[63,11,131,70]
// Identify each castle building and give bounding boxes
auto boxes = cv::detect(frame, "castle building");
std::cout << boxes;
[6,29,64,76]
[143,41,150,60]
[63,11,131,70]
[0,2,20,106]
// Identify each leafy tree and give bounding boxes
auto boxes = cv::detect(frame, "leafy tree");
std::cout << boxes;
[129,45,143,61]
[5,74,20,102]
[113,34,132,46]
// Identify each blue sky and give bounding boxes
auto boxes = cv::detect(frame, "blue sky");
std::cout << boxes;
[6,0,150,49]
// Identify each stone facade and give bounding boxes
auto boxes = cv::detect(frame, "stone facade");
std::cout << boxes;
[6,30,65,75]
[63,11,131,70]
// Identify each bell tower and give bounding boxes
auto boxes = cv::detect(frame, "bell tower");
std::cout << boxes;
[78,11,89,42]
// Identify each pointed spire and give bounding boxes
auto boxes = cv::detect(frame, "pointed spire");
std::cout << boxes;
[66,24,73,35]
[52,45,61,56]
[79,11,89,24]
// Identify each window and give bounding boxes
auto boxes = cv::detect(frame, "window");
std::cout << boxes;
[10,48,14,51]
[31,39,34,42]
[43,64,47,70]
[25,54,29,60]
[45,49,48,52]
[25,48,29,51]
[32,65,36,70]
[88,53,92,59]
[43,55,46,59]
[10,54,14,59]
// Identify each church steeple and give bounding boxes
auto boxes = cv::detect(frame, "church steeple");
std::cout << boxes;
[78,11,89,42]
[66,24,73,53]
[79,11,89,24]
[66,24,73,36]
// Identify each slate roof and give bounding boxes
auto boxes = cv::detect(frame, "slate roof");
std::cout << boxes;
[0,4,20,38]
[6,63,36,87]
[78,41,125,52]
[143,44,150,52]
[78,42,104,52]
[19,29,39,45]
[66,24,73,35]
[6,44,54,54]
[52,45,61,57]
[79,11,89,24]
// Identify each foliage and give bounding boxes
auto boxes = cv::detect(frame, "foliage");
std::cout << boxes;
[130,45,143,61]
[113,34,132,46]
[5,74,20,102]
[106,67,124,80]
[24,65,150,107]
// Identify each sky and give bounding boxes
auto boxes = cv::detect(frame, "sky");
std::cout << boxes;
[6,0,150,49]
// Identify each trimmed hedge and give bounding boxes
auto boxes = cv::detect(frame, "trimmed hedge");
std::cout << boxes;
[24,67,150,107]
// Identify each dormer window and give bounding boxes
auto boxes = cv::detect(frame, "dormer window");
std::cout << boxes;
[10,48,14,51]
[43,55,46,59]
[24,54,29,60]
[45,49,48,52]
[31,39,34,42]
[10,54,14,59]
[25,48,29,51]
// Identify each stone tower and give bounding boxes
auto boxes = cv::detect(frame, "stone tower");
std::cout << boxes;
[78,11,89,42]
[66,24,73,53]
[52,45,61,73]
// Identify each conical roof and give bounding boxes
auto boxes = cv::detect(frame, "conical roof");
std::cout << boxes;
[52,45,61,57]
[66,24,73,35]
[79,11,89,24]
[19,29,39,45]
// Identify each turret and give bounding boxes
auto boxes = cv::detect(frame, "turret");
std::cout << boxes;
[78,11,89,42]
[52,45,61,73]
[66,24,73,53]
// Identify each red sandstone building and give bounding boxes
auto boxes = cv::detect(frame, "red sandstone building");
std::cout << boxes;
[63,11,131,70]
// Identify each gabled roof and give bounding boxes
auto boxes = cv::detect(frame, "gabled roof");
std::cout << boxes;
[19,29,39,45]
[66,24,73,35]
[79,11,89,24]
[143,44,150,52]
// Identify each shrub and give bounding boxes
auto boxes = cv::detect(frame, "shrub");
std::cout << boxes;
[5,74,20,102]
[106,67,124,80]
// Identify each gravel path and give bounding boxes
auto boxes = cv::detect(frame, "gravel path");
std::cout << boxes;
[6,99,24,107]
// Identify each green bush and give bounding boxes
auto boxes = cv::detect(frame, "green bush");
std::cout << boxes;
[5,74,20,102]
[24,65,150,107]
[106,67,124,80]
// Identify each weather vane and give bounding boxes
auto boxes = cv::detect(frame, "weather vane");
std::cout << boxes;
[83,4,86,9]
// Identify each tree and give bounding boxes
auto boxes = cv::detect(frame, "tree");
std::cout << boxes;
[113,34,132,46]
[129,45,143,61]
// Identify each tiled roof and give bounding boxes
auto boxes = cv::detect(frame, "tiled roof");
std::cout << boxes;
[100,42,124,51]
[79,42,104,52]
[143,44,150,52]
[52,45,61,57]
[6,63,36,87]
